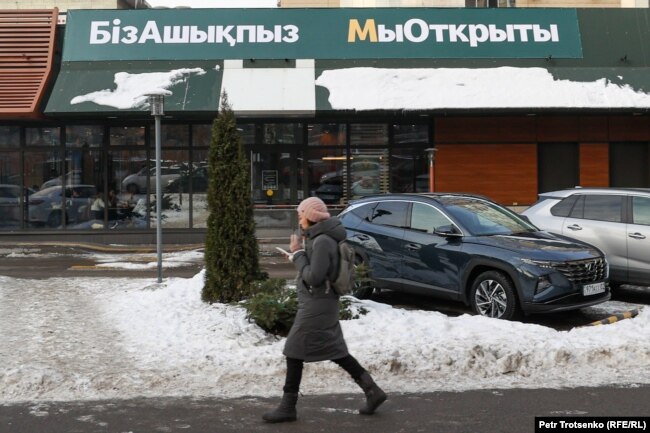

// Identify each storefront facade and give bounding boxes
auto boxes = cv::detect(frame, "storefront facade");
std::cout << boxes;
[0,7,649,243]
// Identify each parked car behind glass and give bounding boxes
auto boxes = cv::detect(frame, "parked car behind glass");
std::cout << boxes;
[27,185,96,228]
[339,193,610,320]
[122,166,181,194]
[522,187,650,288]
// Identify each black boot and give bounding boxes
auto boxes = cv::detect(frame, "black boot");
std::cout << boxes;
[262,392,298,423]
[354,372,387,415]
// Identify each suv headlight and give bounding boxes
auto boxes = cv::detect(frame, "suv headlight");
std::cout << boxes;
[521,258,555,269]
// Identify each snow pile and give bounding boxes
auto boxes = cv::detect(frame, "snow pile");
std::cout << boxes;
[0,271,648,404]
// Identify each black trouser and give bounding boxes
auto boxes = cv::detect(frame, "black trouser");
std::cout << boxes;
[283,355,366,394]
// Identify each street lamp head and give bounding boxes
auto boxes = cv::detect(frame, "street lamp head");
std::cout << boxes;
[145,92,166,116]
[425,147,438,164]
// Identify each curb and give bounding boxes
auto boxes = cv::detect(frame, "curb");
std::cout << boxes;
[1,241,204,254]
[0,240,287,254]
[585,309,640,326]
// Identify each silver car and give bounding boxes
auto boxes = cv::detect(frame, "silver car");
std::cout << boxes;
[522,188,650,288]
[27,185,97,228]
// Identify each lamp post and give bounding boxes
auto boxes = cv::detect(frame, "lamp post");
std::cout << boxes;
[147,93,165,283]
[424,147,437,193]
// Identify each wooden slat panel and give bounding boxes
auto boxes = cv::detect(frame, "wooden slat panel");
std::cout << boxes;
[435,143,538,206]
[580,143,609,187]
[0,8,57,118]
[536,116,580,142]
[609,116,650,141]
[435,117,537,143]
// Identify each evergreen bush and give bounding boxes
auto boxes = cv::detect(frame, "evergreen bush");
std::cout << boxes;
[242,279,368,336]
[203,92,265,304]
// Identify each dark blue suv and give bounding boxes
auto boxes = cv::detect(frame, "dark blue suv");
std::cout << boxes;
[339,193,610,320]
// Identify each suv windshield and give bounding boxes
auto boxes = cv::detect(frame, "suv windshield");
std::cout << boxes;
[439,197,536,236]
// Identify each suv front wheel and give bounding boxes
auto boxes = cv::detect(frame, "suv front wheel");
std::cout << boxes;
[470,270,518,320]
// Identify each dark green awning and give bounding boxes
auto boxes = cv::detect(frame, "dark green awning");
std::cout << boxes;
[45,60,222,115]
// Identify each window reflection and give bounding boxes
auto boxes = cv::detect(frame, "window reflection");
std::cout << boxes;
[0,152,25,229]
[308,124,346,146]
[150,150,190,229]
[0,127,20,148]
[391,148,428,193]
[26,127,60,147]
[66,126,104,148]
[24,151,63,229]
[308,148,345,204]
[108,150,148,230]
[251,151,298,204]
[192,149,209,228]
[348,150,389,199]
[110,126,145,146]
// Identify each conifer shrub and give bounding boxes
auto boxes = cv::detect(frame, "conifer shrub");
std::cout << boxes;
[203,92,265,304]
[242,278,368,336]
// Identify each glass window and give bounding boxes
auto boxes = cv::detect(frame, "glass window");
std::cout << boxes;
[110,126,145,146]
[237,124,256,144]
[63,150,103,229]
[191,149,209,228]
[350,124,388,146]
[632,196,650,226]
[192,124,212,147]
[370,201,407,228]
[393,124,428,146]
[551,195,578,217]
[109,150,148,229]
[410,202,452,234]
[582,195,623,223]
[440,196,535,236]
[308,148,345,205]
[66,126,103,148]
[349,150,388,199]
[251,151,300,205]
[151,124,188,147]
[569,195,585,219]
[0,126,20,148]
[391,148,428,193]
[0,152,23,230]
[24,151,63,229]
[308,124,346,146]
[26,127,60,147]
[262,123,303,145]
[150,150,190,229]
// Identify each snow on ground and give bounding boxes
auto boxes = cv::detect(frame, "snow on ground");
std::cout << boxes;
[1,269,648,404]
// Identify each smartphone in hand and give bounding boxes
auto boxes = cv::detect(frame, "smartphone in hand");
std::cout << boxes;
[275,247,293,258]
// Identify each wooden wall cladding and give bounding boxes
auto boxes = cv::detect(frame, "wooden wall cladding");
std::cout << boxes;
[435,117,536,143]
[435,143,538,206]
[0,9,58,118]
[608,116,650,141]
[536,117,580,142]
[579,143,609,187]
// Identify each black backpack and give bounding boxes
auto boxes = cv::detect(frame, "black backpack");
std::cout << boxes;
[325,239,356,296]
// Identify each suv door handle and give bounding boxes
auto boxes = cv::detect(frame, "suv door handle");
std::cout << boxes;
[353,234,370,241]
[628,232,646,240]
[405,243,421,251]
[566,224,582,231]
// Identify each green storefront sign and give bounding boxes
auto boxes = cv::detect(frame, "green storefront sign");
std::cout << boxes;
[63,8,582,61]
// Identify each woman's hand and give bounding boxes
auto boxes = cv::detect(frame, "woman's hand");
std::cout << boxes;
[289,234,302,253]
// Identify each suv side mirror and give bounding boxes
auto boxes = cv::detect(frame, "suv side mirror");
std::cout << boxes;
[434,224,462,237]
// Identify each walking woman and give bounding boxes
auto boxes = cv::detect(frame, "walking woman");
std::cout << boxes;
[263,196,387,423]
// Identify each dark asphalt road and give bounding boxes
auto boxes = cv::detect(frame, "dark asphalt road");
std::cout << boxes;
[2,387,649,433]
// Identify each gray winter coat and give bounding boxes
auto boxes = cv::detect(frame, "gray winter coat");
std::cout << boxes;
[283,217,349,362]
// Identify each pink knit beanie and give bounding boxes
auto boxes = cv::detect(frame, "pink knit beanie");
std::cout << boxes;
[297,197,330,223]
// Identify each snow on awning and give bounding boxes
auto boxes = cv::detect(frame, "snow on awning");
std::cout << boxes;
[45,60,223,115]
[315,66,650,111]
[45,61,650,115]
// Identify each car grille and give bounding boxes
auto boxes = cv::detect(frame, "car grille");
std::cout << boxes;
[550,258,606,284]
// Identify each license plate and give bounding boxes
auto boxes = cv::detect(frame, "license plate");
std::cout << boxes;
[583,281,606,296]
